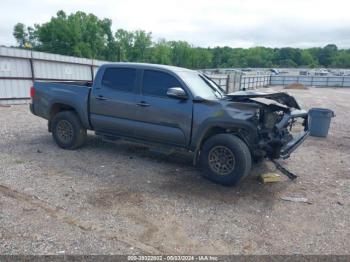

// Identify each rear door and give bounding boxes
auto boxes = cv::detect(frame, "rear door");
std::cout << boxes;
[90,67,141,137]
[133,69,193,146]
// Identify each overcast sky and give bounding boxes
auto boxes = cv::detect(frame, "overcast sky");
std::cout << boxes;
[1,0,349,48]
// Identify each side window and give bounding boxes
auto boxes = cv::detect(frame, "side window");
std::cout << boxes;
[142,70,182,97]
[101,68,136,92]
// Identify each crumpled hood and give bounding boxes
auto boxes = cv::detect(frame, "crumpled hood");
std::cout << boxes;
[225,91,301,109]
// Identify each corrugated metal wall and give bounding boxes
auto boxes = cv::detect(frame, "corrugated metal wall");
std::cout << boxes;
[270,75,350,87]
[0,47,108,104]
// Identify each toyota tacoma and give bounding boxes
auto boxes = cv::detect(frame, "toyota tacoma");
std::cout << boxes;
[30,63,309,186]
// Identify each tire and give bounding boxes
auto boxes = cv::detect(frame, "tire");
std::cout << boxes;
[199,134,252,186]
[51,111,87,149]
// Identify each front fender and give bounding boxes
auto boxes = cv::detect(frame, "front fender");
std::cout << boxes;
[191,118,258,151]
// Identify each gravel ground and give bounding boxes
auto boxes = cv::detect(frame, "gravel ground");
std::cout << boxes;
[0,86,349,255]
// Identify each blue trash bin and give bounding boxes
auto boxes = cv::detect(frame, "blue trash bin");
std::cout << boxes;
[308,108,335,137]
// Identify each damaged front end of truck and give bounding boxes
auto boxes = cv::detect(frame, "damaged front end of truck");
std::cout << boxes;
[226,91,309,161]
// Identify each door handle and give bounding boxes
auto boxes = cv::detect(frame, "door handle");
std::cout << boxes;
[136,101,150,107]
[96,95,108,101]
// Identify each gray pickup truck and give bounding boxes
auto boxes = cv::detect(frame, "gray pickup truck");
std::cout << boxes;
[30,63,309,186]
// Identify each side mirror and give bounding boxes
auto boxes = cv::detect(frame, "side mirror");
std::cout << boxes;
[167,87,188,100]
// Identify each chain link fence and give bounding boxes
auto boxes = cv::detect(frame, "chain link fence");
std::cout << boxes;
[208,73,270,93]
[270,75,350,87]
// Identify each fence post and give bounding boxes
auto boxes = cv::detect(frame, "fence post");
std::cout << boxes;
[226,74,230,93]
[255,76,257,89]
[342,76,345,87]
[232,73,236,91]
[90,64,94,82]
[90,65,94,81]
[254,77,257,89]
[239,73,242,91]
[29,58,35,85]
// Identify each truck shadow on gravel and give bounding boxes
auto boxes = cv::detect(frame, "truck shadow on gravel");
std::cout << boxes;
[83,135,289,206]
[159,162,288,205]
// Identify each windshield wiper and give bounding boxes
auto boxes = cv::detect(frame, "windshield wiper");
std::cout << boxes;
[200,75,224,99]
[203,74,226,94]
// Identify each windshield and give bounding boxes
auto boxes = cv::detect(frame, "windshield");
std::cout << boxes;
[177,71,225,99]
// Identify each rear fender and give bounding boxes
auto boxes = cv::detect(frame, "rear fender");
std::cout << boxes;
[48,100,91,129]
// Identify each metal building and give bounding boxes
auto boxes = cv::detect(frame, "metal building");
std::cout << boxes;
[0,47,108,104]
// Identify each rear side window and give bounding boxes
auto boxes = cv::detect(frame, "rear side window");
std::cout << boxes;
[142,70,182,97]
[102,68,136,92]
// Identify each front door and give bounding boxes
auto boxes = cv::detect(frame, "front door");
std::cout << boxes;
[134,69,193,146]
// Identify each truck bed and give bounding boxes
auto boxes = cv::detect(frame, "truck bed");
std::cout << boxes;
[48,81,93,87]
[30,81,92,129]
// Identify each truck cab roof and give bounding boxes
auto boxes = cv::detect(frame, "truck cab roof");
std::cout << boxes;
[99,62,195,73]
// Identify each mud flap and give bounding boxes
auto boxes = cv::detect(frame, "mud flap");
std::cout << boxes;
[270,158,298,180]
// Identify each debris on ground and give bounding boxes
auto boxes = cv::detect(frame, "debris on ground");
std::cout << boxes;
[271,159,298,180]
[280,196,312,204]
[284,83,308,90]
[259,173,283,183]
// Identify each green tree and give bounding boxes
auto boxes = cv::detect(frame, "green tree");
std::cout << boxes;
[13,23,28,47]
[300,50,317,66]
[318,44,338,67]
[245,47,274,67]
[32,10,115,59]
[331,50,350,68]
[131,30,152,62]
[227,48,249,67]
[276,48,300,67]
[149,39,172,64]
[189,48,213,69]
[170,41,192,67]
[115,29,134,61]
[11,10,350,69]
[100,18,118,61]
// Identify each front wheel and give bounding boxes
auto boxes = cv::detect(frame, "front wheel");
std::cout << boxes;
[199,134,252,186]
[51,111,87,150]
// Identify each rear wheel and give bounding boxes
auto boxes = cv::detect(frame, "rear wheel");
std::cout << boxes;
[51,111,87,149]
[200,134,252,186]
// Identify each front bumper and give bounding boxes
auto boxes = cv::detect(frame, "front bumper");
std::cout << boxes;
[277,109,309,159]
[260,109,309,159]
[279,130,309,159]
